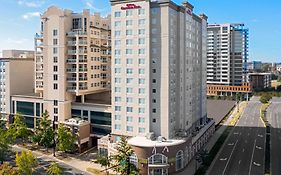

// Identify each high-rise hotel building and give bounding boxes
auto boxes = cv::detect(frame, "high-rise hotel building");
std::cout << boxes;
[206,24,251,96]
[34,6,111,122]
[101,0,215,174]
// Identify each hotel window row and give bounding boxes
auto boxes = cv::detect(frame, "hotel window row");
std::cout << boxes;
[114,9,145,18]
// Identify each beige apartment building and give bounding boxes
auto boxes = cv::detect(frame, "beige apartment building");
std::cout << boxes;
[0,58,34,116]
[34,6,111,123]
[98,1,215,174]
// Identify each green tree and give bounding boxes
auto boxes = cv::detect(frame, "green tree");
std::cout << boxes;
[46,162,63,175]
[111,136,139,175]
[8,113,31,143]
[0,162,19,175]
[15,151,38,175]
[0,119,12,163]
[56,124,76,153]
[94,155,111,174]
[32,111,54,150]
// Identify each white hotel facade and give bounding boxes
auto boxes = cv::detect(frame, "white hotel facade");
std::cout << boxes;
[99,0,215,174]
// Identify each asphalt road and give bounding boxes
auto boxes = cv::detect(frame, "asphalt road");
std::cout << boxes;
[268,97,281,175]
[208,97,265,175]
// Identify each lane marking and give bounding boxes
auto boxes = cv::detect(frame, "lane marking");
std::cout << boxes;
[253,162,261,167]
[248,139,257,175]
[255,146,262,150]
[239,160,241,164]
[228,143,234,146]
[222,140,238,175]
[242,148,245,152]
[220,158,227,161]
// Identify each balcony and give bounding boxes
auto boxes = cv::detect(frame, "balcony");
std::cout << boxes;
[78,40,87,45]
[35,33,43,40]
[68,50,77,55]
[66,68,77,72]
[67,41,76,46]
[79,68,88,72]
[78,50,87,54]
[78,59,87,63]
[67,58,77,63]
[79,86,88,90]
[67,31,87,37]
[67,77,77,81]
[79,77,88,81]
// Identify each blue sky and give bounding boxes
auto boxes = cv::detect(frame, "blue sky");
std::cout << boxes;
[0,0,280,62]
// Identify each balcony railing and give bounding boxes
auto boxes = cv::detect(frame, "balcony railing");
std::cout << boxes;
[67,77,77,81]
[66,68,77,72]
[79,86,88,90]
[79,77,88,81]
[79,68,88,72]
[67,31,87,36]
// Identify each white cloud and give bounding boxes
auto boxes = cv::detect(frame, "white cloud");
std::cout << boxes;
[22,12,40,20]
[17,0,45,8]
[6,38,29,44]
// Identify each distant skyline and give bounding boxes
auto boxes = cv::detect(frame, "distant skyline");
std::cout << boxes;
[0,0,280,62]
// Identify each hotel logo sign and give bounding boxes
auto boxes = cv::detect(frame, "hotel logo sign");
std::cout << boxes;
[121,4,141,10]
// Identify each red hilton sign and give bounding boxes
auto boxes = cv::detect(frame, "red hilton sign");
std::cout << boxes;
[121,4,141,10]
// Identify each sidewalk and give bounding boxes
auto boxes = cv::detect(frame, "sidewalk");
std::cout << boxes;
[12,145,106,175]
[175,102,246,175]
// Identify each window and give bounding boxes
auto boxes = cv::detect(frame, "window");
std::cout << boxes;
[139,117,145,123]
[53,66,58,72]
[138,19,145,25]
[126,29,133,36]
[114,49,121,56]
[115,115,121,121]
[151,18,157,25]
[139,69,145,74]
[139,128,145,133]
[126,116,133,122]
[152,79,156,83]
[151,8,159,15]
[126,49,133,55]
[115,106,121,111]
[115,30,121,36]
[139,78,145,84]
[54,108,58,114]
[139,88,145,94]
[53,47,57,54]
[153,118,156,123]
[115,124,121,130]
[152,108,156,113]
[152,89,156,93]
[138,9,145,15]
[115,87,121,93]
[53,39,58,45]
[138,49,145,55]
[115,68,121,74]
[139,108,145,114]
[152,69,156,73]
[53,83,58,90]
[114,21,121,27]
[115,58,121,64]
[114,11,121,17]
[53,29,58,36]
[126,88,133,93]
[115,78,121,83]
[126,68,133,74]
[53,74,58,81]
[148,154,168,164]
[138,38,145,45]
[126,20,133,26]
[115,40,121,46]
[127,78,133,84]
[126,39,133,45]
[54,100,58,106]
[176,150,184,170]
[126,126,133,132]
[126,10,133,16]
[139,98,145,104]
[126,58,133,64]
[139,29,145,35]
[126,97,133,103]
[53,56,58,63]
[115,97,121,102]
[139,58,145,64]
[127,107,133,113]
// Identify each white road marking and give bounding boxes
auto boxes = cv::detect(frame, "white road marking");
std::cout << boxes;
[242,148,245,152]
[220,158,227,161]
[253,162,261,167]
[248,139,257,175]
[256,146,262,150]
[228,143,234,146]
[238,160,241,164]
[222,140,238,175]
[258,134,263,138]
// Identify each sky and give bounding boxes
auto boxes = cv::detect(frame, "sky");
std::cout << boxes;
[0,0,280,63]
